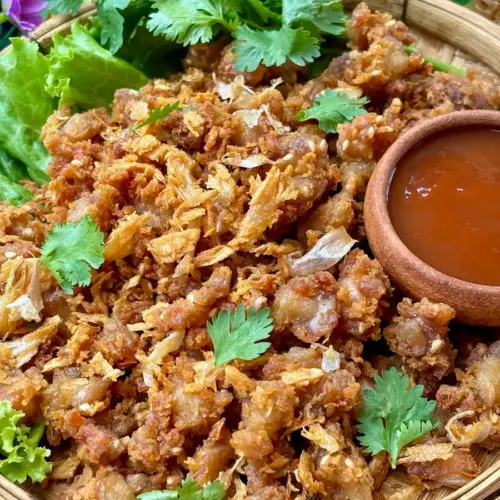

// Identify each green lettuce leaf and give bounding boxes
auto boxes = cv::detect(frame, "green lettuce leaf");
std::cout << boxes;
[0,148,29,183]
[0,401,52,484]
[0,39,54,185]
[46,22,148,109]
[0,175,33,206]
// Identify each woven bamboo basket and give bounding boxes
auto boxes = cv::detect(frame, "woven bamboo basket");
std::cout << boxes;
[2,0,500,499]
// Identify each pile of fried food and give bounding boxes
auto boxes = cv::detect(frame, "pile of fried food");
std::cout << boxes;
[2,3,500,499]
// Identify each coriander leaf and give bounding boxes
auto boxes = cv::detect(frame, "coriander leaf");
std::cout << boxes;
[137,491,178,500]
[148,0,237,46]
[356,368,438,469]
[133,101,181,129]
[0,38,54,185]
[0,148,29,183]
[46,0,85,15]
[390,420,436,468]
[283,0,346,36]
[96,0,131,54]
[202,480,225,500]
[296,88,368,133]
[137,477,225,500]
[237,0,282,23]
[40,215,105,294]
[0,174,33,206]
[46,22,148,109]
[207,305,273,367]
[178,477,203,500]
[0,401,52,484]
[234,24,320,72]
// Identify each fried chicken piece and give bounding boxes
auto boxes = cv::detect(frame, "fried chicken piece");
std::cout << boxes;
[298,438,374,499]
[337,99,404,161]
[297,188,358,246]
[226,367,298,460]
[150,100,234,152]
[257,131,340,225]
[384,298,456,380]
[184,40,229,72]
[272,272,339,343]
[64,467,136,500]
[340,160,376,199]
[246,486,288,500]
[216,42,267,86]
[0,367,47,420]
[301,369,360,420]
[263,347,322,380]
[337,250,391,340]
[386,69,500,115]
[91,319,139,368]
[41,371,112,436]
[170,355,233,434]
[404,448,480,489]
[143,266,232,331]
[75,422,125,464]
[437,341,500,413]
[347,2,416,50]
[344,38,424,96]
[186,419,234,484]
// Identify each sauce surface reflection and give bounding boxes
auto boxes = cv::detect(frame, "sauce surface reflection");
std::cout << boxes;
[388,127,500,286]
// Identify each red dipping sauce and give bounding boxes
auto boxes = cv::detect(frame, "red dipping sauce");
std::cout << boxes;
[388,127,500,286]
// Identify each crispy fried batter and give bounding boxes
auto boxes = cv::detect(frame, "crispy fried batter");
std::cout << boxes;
[7,3,500,497]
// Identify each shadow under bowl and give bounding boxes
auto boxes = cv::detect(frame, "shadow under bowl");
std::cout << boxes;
[364,110,500,326]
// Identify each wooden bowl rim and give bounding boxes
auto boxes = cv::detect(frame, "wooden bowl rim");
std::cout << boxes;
[364,110,500,323]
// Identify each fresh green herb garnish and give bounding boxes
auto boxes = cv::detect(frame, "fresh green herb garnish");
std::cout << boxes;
[46,22,148,109]
[234,24,320,72]
[133,101,181,129]
[147,0,238,46]
[356,367,438,469]
[145,0,346,71]
[46,0,132,53]
[405,44,465,77]
[0,38,53,185]
[0,148,29,183]
[296,88,369,133]
[0,401,52,484]
[207,305,273,367]
[138,476,225,500]
[40,215,105,294]
[0,174,33,206]
[282,0,346,37]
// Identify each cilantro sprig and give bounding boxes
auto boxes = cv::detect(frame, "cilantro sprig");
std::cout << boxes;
[146,0,346,72]
[46,0,131,53]
[147,0,238,46]
[296,88,369,133]
[207,305,273,367]
[0,401,52,484]
[356,368,438,468]
[40,215,105,295]
[133,101,181,129]
[138,476,225,500]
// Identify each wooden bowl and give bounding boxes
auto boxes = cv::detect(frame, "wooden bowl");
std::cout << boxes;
[364,110,500,325]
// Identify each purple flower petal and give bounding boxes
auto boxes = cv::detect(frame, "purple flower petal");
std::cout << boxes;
[2,0,46,33]
[20,0,46,14]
